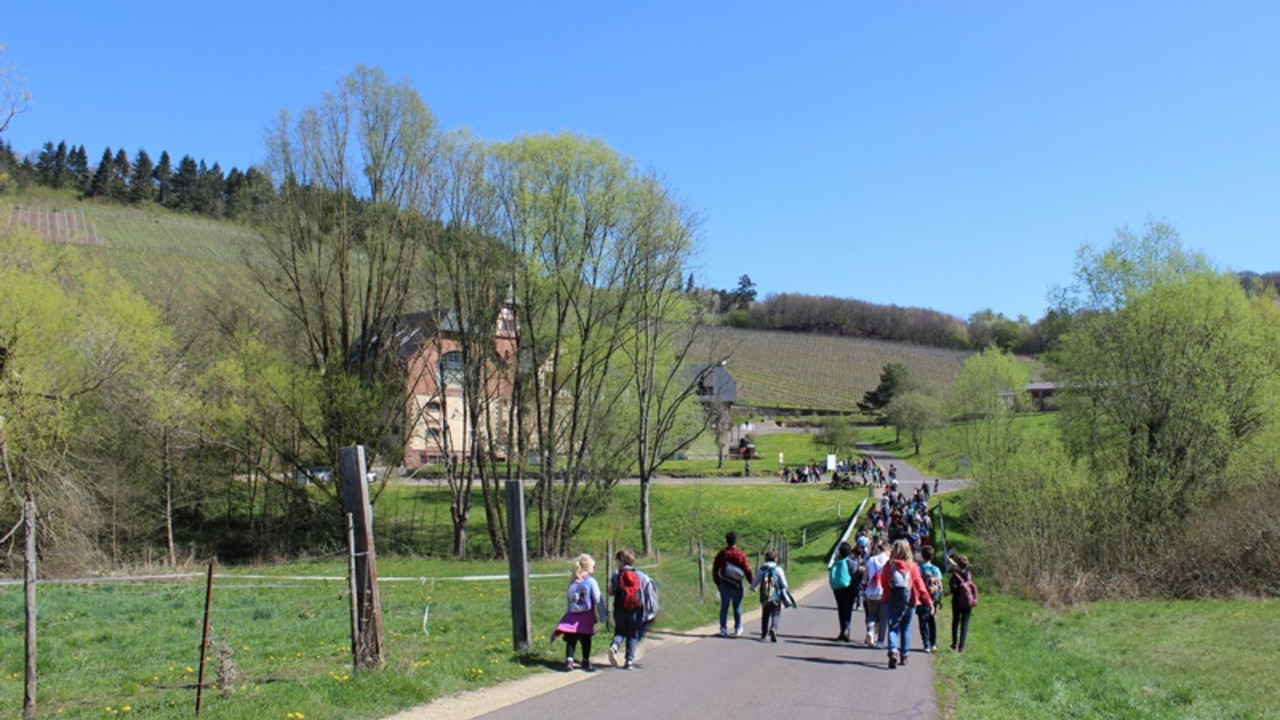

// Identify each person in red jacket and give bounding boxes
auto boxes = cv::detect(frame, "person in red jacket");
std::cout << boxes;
[879,539,933,668]
[712,531,753,636]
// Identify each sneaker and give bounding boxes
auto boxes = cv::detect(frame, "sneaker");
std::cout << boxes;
[900,655,909,666]
[923,646,933,654]
[734,627,744,637]
[623,661,634,670]
[607,645,619,667]
[888,650,898,669]
[565,658,577,671]
[718,628,728,637]
[863,633,874,647]
[769,630,777,643]
[582,661,594,672]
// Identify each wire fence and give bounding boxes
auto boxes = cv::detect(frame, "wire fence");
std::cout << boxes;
[2,514,858,719]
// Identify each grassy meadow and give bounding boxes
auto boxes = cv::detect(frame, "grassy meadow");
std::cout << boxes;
[0,482,855,720]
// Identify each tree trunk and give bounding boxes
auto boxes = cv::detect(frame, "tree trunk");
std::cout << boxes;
[640,477,653,557]
[163,429,176,567]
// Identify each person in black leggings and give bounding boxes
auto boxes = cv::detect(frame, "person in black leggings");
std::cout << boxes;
[948,554,975,652]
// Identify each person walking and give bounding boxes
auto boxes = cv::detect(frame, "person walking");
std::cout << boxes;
[551,553,602,671]
[880,539,933,669]
[712,531,753,637]
[861,539,890,647]
[916,545,943,653]
[828,541,860,642]
[751,550,789,642]
[948,554,977,653]
[606,549,650,669]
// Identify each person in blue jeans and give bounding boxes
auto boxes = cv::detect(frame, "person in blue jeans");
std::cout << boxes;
[879,539,933,668]
[711,531,753,636]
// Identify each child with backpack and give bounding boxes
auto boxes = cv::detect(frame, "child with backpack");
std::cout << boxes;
[551,554,602,671]
[751,550,789,642]
[607,548,652,669]
[916,545,943,653]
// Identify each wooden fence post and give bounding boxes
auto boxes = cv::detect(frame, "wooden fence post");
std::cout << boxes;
[340,446,384,669]
[504,479,531,652]
[23,500,36,720]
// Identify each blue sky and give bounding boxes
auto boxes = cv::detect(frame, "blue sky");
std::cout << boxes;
[6,2,1280,321]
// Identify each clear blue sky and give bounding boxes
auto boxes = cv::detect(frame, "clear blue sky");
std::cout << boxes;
[6,2,1280,322]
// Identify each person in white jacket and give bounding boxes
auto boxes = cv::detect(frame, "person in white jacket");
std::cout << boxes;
[860,539,890,647]
[750,551,789,642]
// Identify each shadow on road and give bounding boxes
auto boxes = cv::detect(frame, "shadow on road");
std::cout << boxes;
[777,654,889,670]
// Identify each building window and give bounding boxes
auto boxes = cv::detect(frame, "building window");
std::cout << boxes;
[439,351,463,387]
[426,401,441,412]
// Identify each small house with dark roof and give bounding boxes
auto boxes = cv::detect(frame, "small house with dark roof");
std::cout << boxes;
[688,362,737,405]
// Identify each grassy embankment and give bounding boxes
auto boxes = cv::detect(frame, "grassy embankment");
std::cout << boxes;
[932,492,1279,719]
[899,420,1280,719]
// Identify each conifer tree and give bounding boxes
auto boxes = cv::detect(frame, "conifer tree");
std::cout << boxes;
[53,140,70,188]
[69,145,89,190]
[112,148,130,200]
[34,141,56,185]
[198,160,225,216]
[129,149,154,203]
[88,147,115,198]
[152,150,173,205]
[170,154,199,210]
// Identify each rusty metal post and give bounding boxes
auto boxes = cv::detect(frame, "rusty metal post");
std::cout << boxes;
[195,558,214,714]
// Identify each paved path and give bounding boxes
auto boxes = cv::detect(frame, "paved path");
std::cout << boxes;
[385,445,957,720]
[388,576,937,720]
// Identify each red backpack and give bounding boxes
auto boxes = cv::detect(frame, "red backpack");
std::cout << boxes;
[616,568,643,610]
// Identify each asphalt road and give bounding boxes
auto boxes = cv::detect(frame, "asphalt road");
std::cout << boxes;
[384,446,953,720]
[446,578,938,720]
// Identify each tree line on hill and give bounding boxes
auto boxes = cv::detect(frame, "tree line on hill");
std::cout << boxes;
[697,269,1279,357]
[0,138,274,220]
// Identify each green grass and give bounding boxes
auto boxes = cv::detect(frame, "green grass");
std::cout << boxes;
[930,492,1280,719]
[859,413,1060,478]
[0,483,857,719]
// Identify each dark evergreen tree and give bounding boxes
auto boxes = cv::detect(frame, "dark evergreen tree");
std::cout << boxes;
[34,141,56,185]
[198,160,226,216]
[111,148,131,200]
[857,362,916,415]
[225,165,274,221]
[129,149,154,203]
[53,141,70,188]
[87,147,116,198]
[170,154,199,210]
[69,145,90,191]
[152,150,173,206]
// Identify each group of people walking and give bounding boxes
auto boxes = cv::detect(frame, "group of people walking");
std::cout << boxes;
[550,478,975,673]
